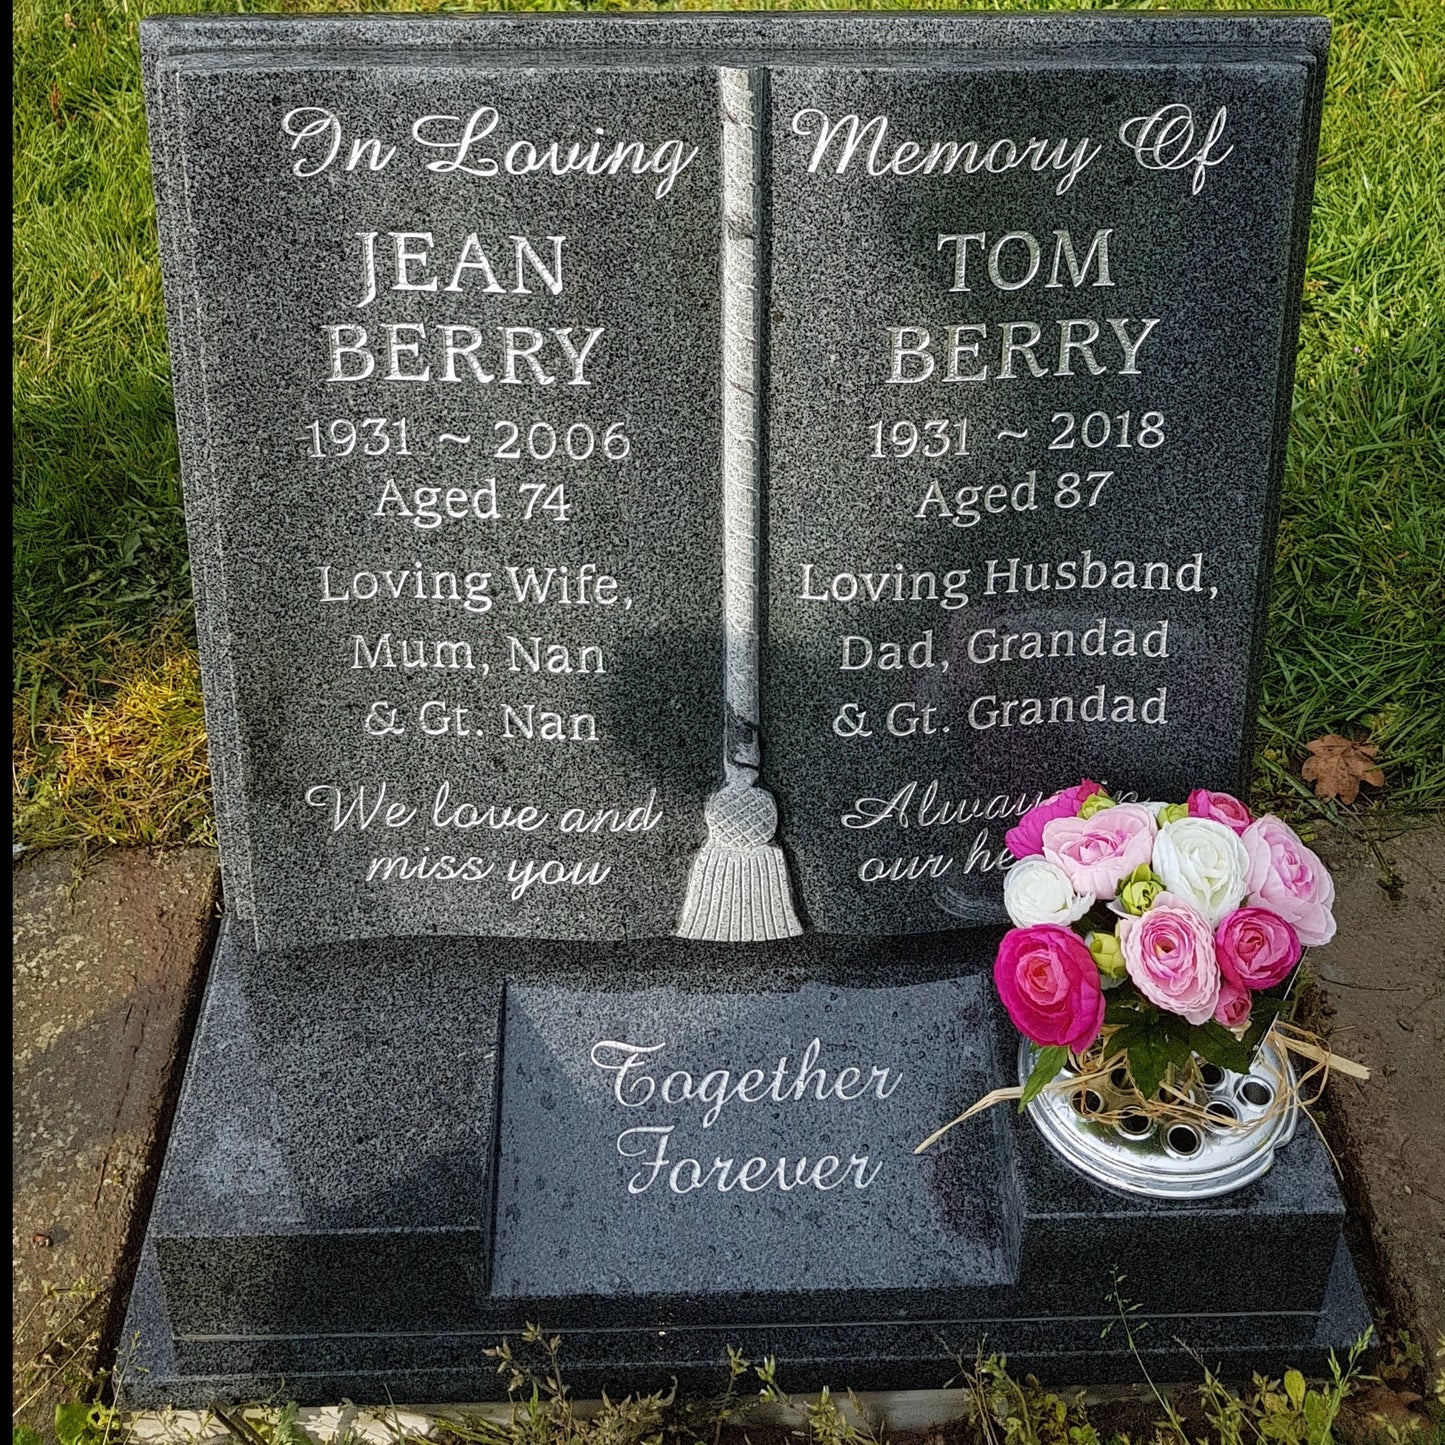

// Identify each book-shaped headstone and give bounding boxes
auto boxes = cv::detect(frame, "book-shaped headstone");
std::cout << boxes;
[126,14,1367,1408]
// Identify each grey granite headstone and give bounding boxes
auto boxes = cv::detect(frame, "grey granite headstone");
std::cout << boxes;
[126,12,1368,1409]
[762,54,1322,933]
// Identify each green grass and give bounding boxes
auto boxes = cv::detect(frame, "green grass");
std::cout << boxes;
[12,0,1445,843]
[13,0,186,642]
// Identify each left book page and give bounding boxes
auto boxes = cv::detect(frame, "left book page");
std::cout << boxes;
[145,44,725,948]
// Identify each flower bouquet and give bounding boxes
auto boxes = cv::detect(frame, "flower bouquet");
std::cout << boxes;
[995,780,1337,1118]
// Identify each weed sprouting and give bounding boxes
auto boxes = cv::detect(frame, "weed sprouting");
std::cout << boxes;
[16,1321,1406,1445]
[756,1354,885,1445]
[1103,1272,1374,1445]
[946,1349,1102,1445]
[1192,1340,1368,1445]
[467,1323,755,1445]
[1101,1271,1190,1442]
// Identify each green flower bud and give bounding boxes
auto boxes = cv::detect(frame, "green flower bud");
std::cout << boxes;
[1156,801,1190,825]
[1078,791,1116,820]
[1118,863,1166,916]
[1088,929,1127,980]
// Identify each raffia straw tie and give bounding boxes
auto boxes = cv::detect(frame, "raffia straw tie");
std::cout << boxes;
[1275,1025,1370,1080]
[913,1088,1024,1153]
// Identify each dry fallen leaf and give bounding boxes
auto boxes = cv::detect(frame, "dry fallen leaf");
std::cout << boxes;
[1348,1383,1424,1431]
[1301,733,1386,804]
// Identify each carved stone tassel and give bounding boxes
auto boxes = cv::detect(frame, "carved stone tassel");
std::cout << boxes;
[677,67,802,943]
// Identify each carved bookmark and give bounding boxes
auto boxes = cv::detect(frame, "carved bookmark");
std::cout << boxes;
[677,68,803,943]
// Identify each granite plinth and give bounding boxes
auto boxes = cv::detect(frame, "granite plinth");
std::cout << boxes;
[144,933,503,1337]
[121,923,1368,1404]
[123,1234,1369,1402]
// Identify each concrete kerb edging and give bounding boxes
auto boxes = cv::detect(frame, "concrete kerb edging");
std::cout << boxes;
[12,847,221,1439]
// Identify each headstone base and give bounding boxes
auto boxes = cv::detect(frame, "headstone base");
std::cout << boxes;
[121,1235,1368,1404]
[120,924,1370,1407]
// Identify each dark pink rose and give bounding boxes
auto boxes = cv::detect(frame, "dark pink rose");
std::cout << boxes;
[1005,780,1103,861]
[993,925,1105,1054]
[1213,979,1253,1030]
[1188,788,1253,836]
[1116,893,1221,1024]
[1241,815,1337,946]
[1215,907,1301,990]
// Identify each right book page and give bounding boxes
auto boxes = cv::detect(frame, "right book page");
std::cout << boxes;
[760,53,1317,935]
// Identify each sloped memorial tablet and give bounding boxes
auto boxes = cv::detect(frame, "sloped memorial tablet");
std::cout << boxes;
[151,48,723,948]
[763,53,1321,932]
[492,977,1009,1298]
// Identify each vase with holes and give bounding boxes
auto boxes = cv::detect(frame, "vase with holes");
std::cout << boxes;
[1018,1031,1301,1199]
[917,780,1366,1199]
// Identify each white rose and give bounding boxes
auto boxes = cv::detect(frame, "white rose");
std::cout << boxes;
[1003,857,1094,928]
[1152,817,1248,924]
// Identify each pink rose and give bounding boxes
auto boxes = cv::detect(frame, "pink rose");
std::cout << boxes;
[1043,803,1158,900]
[1117,893,1221,1025]
[1213,979,1253,1030]
[1005,780,1102,861]
[1241,815,1337,946]
[1215,907,1301,990]
[1188,788,1253,836]
[993,925,1105,1054]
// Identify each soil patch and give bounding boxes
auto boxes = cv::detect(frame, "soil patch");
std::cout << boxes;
[12,847,220,1438]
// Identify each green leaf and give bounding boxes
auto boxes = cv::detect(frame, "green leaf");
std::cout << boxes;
[1157,1018,1197,1072]
[1107,1020,1154,1055]
[1250,995,1291,1020]
[1238,999,1290,1059]
[1019,1047,1070,1109]
[1192,1020,1254,1074]
[14,1426,46,1445]
[1284,1369,1307,1411]
[54,1405,92,1445]
[1124,1036,1172,1100]
[1302,1391,1331,1443]
[1103,995,1147,1026]
[1239,1016,1271,1058]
